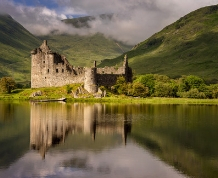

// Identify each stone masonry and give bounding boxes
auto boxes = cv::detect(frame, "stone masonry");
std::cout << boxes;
[31,40,132,93]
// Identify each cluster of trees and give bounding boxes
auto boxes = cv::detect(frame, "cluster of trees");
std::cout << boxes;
[112,74,218,99]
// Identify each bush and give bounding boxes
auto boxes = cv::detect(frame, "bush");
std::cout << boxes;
[112,76,128,95]
[154,82,177,97]
[184,75,205,90]
[129,82,149,97]
[208,84,218,98]
[66,85,73,94]
[178,88,206,99]
[134,74,155,96]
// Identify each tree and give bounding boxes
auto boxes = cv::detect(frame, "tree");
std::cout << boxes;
[112,76,128,95]
[154,82,177,97]
[0,77,16,93]
[135,74,155,96]
[208,84,218,99]
[184,75,205,90]
[130,82,149,97]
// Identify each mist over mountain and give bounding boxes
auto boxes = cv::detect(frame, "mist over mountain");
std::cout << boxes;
[0,14,131,81]
[1,0,218,45]
[1,4,218,82]
[100,5,218,82]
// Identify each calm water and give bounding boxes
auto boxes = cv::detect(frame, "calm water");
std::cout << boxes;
[0,101,218,178]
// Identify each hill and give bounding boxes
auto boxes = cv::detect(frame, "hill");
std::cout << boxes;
[99,5,218,82]
[0,14,131,82]
[39,15,131,67]
[0,14,41,82]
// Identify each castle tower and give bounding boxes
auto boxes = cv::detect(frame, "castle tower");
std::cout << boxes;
[122,54,132,83]
[31,40,54,88]
[123,54,128,67]
[84,61,98,93]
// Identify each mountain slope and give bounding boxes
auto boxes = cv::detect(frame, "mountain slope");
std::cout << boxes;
[100,5,218,82]
[0,14,41,82]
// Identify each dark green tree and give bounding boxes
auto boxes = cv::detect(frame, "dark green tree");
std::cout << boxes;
[135,74,155,96]
[130,82,149,97]
[112,76,128,95]
[0,77,16,93]
[154,81,177,97]
[208,84,218,99]
[184,75,205,90]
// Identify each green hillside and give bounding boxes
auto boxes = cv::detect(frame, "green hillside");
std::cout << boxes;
[100,5,218,82]
[0,14,41,82]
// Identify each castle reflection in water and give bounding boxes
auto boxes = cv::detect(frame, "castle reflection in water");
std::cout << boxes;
[30,103,132,158]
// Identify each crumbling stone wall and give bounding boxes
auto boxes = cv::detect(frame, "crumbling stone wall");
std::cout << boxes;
[31,40,85,88]
[31,41,132,93]
[97,66,125,75]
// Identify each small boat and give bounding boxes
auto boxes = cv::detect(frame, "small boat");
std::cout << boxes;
[31,98,66,102]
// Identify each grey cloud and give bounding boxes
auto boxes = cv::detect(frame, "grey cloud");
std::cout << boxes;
[47,0,218,44]
[0,0,91,36]
[1,0,218,45]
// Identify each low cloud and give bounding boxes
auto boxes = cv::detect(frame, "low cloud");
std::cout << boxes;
[1,0,218,45]
[0,0,89,36]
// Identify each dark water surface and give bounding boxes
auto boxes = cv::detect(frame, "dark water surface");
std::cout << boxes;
[0,101,218,178]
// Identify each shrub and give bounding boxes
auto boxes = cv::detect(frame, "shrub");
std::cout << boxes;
[130,82,149,97]
[154,82,177,97]
[134,74,155,96]
[178,88,206,99]
[66,85,73,94]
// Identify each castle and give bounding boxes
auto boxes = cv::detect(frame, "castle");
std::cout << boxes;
[31,40,132,93]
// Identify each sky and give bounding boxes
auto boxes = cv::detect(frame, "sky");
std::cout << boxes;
[1,0,218,45]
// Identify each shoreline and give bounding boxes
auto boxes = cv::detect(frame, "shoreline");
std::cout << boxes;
[1,95,218,104]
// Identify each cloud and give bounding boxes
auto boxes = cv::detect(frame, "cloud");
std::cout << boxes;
[0,0,90,36]
[0,144,184,178]
[63,0,218,44]
[1,0,218,45]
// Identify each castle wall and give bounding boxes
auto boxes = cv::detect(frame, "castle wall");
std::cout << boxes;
[97,66,125,75]
[31,41,85,88]
[97,74,124,87]
[31,41,132,93]
[96,66,132,88]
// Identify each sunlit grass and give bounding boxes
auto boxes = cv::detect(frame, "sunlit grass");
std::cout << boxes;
[1,86,218,104]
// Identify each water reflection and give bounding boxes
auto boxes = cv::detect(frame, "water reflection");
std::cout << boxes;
[30,103,132,158]
[0,102,15,122]
[1,102,199,178]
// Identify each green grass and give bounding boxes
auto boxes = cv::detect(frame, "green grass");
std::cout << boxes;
[100,5,218,82]
[1,86,218,104]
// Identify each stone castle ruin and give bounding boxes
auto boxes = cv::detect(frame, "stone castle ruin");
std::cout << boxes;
[31,40,132,93]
